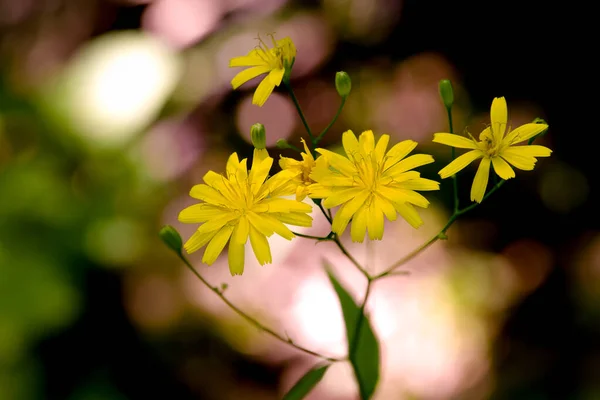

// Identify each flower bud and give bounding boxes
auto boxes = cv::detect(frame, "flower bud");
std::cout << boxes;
[335,71,352,98]
[438,79,454,109]
[251,123,266,149]
[159,225,182,253]
[276,139,290,149]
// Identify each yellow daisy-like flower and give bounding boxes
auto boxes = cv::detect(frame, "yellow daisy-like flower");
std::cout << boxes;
[309,130,440,242]
[278,138,317,201]
[433,97,551,203]
[229,34,296,107]
[178,149,313,276]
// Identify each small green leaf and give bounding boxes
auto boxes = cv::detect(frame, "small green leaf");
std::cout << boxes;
[282,364,330,400]
[325,266,380,400]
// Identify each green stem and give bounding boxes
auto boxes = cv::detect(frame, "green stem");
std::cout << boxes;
[292,231,331,241]
[285,143,303,153]
[374,179,505,279]
[332,236,371,279]
[446,107,460,213]
[284,82,315,154]
[315,97,346,144]
[177,251,342,362]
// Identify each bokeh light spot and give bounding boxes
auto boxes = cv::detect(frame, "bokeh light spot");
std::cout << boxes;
[52,31,181,148]
[85,217,146,266]
[539,161,588,213]
[143,0,222,49]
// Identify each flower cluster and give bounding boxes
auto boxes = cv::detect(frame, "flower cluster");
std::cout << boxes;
[176,35,552,275]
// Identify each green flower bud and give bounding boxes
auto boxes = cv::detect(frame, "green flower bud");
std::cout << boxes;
[251,123,266,149]
[276,139,290,149]
[335,71,352,98]
[159,225,182,253]
[438,79,454,109]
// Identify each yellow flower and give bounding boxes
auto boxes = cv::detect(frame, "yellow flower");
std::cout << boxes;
[278,138,316,201]
[229,34,296,107]
[433,97,551,203]
[178,149,313,276]
[309,130,440,242]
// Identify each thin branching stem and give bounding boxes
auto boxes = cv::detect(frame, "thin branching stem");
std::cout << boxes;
[177,251,343,362]
[315,97,346,144]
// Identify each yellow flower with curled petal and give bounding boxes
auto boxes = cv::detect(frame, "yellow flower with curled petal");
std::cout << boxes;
[433,97,551,203]
[309,130,440,242]
[278,138,317,201]
[178,149,312,276]
[229,34,296,107]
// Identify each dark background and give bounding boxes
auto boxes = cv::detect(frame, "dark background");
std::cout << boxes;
[1,0,598,399]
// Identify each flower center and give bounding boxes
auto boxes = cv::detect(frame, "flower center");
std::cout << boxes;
[353,153,381,195]
[476,129,501,158]
[255,34,284,69]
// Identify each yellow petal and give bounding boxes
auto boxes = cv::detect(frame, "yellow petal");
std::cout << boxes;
[234,158,248,185]
[386,154,435,177]
[178,204,225,223]
[308,183,334,198]
[258,169,298,199]
[300,138,313,160]
[202,171,238,203]
[252,148,270,168]
[470,158,491,203]
[505,145,552,157]
[342,130,359,161]
[378,186,429,208]
[258,198,312,213]
[279,156,301,170]
[479,127,492,142]
[374,134,390,164]
[396,178,440,191]
[295,185,308,201]
[229,50,267,67]
[202,225,234,265]
[499,149,536,171]
[195,213,237,236]
[366,202,384,240]
[375,194,397,222]
[189,184,232,207]
[183,229,218,254]
[433,133,478,149]
[226,153,240,179]
[232,216,249,244]
[271,212,313,227]
[438,150,483,179]
[268,67,285,86]
[228,240,245,276]
[350,205,368,242]
[231,65,271,89]
[313,174,356,187]
[359,130,375,153]
[491,156,515,180]
[249,225,272,265]
[249,156,273,195]
[394,202,423,229]
[322,187,363,208]
[504,123,548,145]
[380,170,421,185]
[250,213,294,240]
[315,149,355,176]
[331,190,370,235]
[383,140,417,171]
[490,96,508,141]
[252,74,276,107]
